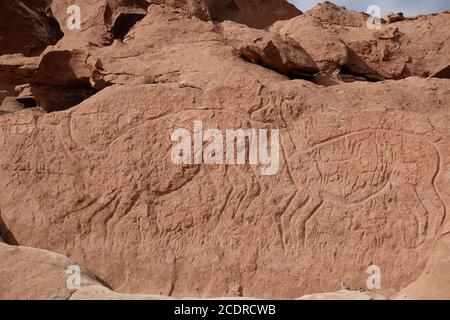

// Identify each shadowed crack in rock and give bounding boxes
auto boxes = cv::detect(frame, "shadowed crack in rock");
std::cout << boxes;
[0,212,19,246]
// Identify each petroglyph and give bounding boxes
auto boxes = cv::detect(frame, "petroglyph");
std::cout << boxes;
[1,81,449,298]
[46,104,448,252]
[282,123,446,249]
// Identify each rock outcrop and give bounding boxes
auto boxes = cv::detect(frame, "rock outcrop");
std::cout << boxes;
[221,21,319,77]
[384,12,405,24]
[394,233,450,300]
[148,0,301,28]
[0,0,63,57]
[273,2,450,80]
[0,242,101,299]
[0,0,449,300]
[50,0,149,48]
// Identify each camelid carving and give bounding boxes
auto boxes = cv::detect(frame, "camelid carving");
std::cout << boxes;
[54,109,447,248]
[282,129,446,249]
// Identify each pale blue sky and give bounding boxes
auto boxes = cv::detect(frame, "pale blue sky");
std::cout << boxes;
[289,0,450,17]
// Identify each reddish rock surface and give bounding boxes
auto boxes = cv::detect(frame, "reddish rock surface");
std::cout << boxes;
[0,242,101,299]
[0,0,63,57]
[221,21,319,76]
[394,233,450,300]
[0,0,449,300]
[274,2,450,80]
[149,0,302,28]
[0,91,6,105]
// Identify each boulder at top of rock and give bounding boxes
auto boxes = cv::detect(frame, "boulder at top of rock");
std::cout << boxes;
[384,12,405,23]
[304,1,368,27]
[91,5,287,90]
[50,0,149,48]
[205,0,301,28]
[221,21,319,77]
[0,97,27,115]
[274,3,450,80]
[37,49,99,86]
[149,0,301,28]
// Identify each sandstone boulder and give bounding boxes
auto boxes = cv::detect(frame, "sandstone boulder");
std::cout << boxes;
[0,97,27,115]
[221,21,319,77]
[0,54,41,85]
[394,234,450,300]
[90,5,287,90]
[16,83,96,112]
[50,0,149,48]
[0,242,101,299]
[149,0,301,28]
[384,12,405,23]
[274,2,450,80]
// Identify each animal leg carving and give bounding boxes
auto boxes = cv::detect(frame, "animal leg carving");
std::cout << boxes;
[416,183,446,243]
[291,196,323,249]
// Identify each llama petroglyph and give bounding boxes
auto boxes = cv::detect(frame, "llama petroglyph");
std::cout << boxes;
[282,129,446,249]
[53,107,448,248]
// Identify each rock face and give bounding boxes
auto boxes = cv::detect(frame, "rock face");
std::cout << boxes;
[149,0,302,28]
[394,233,450,300]
[222,21,319,76]
[0,242,101,299]
[0,0,450,300]
[0,0,63,57]
[273,2,450,80]
[50,0,149,48]
[0,91,6,105]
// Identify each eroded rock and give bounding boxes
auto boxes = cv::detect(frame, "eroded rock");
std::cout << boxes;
[274,2,450,80]
[149,0,301,28]
[0,242,101,299]
[1,76,449,298]
[221,21,319,77]
[0,0,63,57]
[384,12,405,24]
[394,234,450,300]
[0,1,449,300]
[50,0,149,48]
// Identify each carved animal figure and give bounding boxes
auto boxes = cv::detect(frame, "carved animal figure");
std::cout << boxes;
[283,129,446,248]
